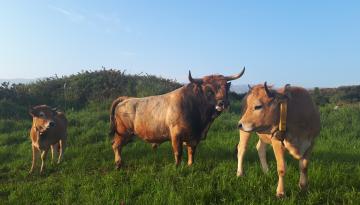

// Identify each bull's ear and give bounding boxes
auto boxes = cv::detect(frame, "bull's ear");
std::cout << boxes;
[248,84,252,91]
[226,82,231,90]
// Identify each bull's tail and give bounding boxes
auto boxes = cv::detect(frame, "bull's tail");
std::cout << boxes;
[109,96,130,137]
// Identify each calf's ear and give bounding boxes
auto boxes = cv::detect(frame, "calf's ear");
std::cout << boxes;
[29,107,36,117]
[283,84,292,99]
[276,84,292,101]
[52,107,58,115]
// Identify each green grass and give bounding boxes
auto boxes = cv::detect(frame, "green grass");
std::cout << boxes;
[0,103,359,204]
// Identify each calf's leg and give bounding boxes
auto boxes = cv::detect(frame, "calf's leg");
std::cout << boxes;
[272,139,286,198]
[299,145,313,190]
[58,139,66,164]
[29,145,38,174]
[256,139,269,173]
[237,130,251,177]
[40,148,49,174]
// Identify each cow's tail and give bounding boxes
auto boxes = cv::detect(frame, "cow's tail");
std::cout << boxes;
[109,96,128,137]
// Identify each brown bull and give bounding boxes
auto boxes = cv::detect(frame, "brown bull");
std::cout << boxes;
[110,68,245,168]
[29,105,68,174]
[237,83,320,198]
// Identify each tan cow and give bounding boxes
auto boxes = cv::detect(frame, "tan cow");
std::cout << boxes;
[29,105,68,174]
[110,69,245,169]
[237,83,320,198]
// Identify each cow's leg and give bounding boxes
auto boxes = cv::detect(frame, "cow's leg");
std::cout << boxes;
[29,145,37,174]
[57,139,66,164]
[50,145,54,164]
[40,148,49,174]
[299,145,313,190]
[237,130,251,177]
[112,133,125,169]
[186,142,197,166]
[256,139,269,174]
[50,144,56,164]
[272,139,286,198]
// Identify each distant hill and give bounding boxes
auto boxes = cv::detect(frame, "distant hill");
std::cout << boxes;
[0,78,35,85]
[230,84,249,94]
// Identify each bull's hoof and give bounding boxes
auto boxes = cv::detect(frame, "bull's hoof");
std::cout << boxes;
[298,182,308,191]
[276,192,285,199]
[151,143,159,150]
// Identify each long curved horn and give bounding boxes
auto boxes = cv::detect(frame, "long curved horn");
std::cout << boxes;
[225,67,245,81]
[188,70,203,84]
[264,82,275,98]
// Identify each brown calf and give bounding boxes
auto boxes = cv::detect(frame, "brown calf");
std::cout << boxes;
[237,83,320,198]
[29,105,67,174]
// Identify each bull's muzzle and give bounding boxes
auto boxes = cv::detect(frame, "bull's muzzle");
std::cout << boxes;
[215,100,229,112]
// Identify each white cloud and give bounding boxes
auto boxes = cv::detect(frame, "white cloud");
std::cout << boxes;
[48,5,85,23]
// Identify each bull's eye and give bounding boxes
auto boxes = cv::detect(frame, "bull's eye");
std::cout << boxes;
[254,105,263,110]
[39,112,45,118]
[206,88,214,97]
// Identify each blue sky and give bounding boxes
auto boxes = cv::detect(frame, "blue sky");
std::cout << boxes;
[0,1,359,87]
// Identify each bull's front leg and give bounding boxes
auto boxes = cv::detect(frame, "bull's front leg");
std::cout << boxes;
[237,130,251,177]
[271,138,286,198]
[186,142,197,166]
[171,134,182,166]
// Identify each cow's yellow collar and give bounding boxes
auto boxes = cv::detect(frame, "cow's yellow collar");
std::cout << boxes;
[279,101,287,132]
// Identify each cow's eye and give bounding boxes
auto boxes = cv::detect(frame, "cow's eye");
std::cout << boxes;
[39,112,45,117]
[254,105,263,110]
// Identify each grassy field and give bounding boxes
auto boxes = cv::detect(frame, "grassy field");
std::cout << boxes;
[0,102,359,204]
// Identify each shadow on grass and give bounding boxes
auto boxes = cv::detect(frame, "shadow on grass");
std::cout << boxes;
[313,151,360,163]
